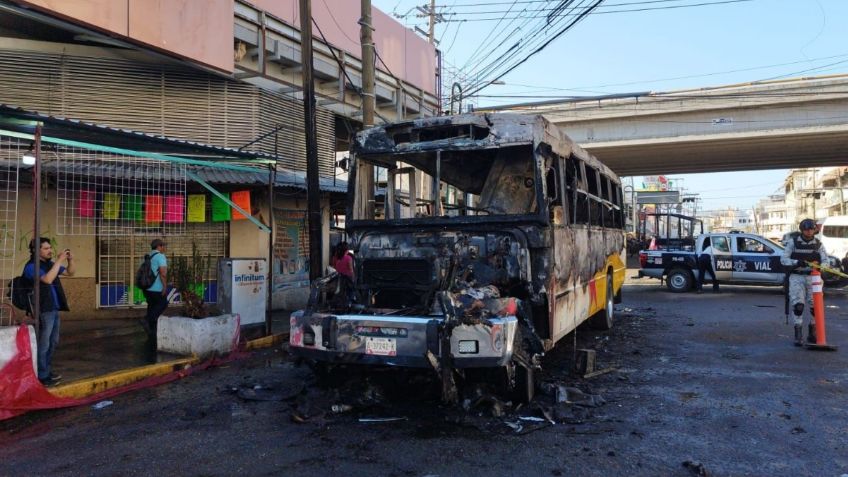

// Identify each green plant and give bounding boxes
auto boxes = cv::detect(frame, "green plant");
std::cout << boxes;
[170,242,211,319]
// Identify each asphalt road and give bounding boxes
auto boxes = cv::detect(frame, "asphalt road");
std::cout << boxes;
[2,274,847,476]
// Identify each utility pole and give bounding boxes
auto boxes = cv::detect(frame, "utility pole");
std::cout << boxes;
[32,125,42,324]
[359,0,375,217]
[360,0,375,128]
[413,0,441,44]
[428,0,436,44]
[300,0,322,281]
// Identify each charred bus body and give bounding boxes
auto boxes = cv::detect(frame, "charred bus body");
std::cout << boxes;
[290,113,626,400]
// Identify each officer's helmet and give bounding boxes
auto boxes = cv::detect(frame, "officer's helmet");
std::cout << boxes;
[799,218,817,231]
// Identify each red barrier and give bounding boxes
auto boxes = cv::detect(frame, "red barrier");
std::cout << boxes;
[1,324,250,421]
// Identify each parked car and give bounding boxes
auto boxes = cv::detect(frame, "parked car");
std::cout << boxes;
[818,215,848,262]
[639,231,843,292]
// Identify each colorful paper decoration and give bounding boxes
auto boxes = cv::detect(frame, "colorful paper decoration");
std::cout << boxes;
[231,190,251,221]
[212,194,231,222]
[123,195,143,221]
[102,193,121,220]
[164,195,185,224]
[187,195,206,223]
[78,190,95,218]
[145,195,163,223]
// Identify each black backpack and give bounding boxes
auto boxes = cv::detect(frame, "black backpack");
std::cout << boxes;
[7,274,33,313]
[135,252,159,290]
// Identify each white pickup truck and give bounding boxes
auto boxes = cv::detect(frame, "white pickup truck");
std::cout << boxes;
[638,231,842,292]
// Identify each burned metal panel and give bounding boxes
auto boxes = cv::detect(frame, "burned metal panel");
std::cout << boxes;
[353,229,533,311]
[353,113,539,156]
[477,150,538,215]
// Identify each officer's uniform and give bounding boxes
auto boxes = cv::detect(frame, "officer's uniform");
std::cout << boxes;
[780,233,828,343]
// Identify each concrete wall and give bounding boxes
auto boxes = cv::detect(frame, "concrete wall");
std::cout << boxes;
[17,0,437,93]
[267,196,331,311]
[19,0,235,72]
[250,0,438,95]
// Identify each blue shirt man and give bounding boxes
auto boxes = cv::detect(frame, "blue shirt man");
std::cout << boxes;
[142,239,169,346]
[147,251,168,293]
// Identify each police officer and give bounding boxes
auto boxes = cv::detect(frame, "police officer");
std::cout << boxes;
[780,219,828,346]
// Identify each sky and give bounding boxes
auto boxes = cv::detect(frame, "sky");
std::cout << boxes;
[371,0,848,213]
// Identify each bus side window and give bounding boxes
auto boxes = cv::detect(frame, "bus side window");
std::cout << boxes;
[545,163,560,206]
[545,158,565,225]
[570,159,590,225]
[602,176,615,227]
[614,183,625,229]
[585,165,602,226]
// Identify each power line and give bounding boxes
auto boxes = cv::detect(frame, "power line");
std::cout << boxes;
[484,52,848,94]
[438,0,742,13]
[458,0,754,102]
[438,0,752,21]
[463,1,604,97]
[459,0,523,70]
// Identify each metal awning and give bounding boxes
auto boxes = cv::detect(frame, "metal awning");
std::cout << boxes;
[17,161,347,193]
[0,104,346,193]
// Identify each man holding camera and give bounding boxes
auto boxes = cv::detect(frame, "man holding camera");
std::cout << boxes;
[24,237,75,386]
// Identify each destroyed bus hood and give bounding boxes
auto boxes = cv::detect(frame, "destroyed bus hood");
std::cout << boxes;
[352,227,537,311]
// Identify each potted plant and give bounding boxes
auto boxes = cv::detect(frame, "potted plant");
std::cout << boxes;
[169,242,210,319]
[158,242,238,358]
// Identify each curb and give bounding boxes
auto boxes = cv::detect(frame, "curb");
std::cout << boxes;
[49,333,288,399]
[50,357,199,399]
[244,332,288,351]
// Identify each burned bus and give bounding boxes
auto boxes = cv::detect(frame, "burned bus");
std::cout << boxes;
[290,113,626,401]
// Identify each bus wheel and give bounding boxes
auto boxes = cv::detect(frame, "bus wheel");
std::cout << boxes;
[589,272,614,330]
[666,268,693,293]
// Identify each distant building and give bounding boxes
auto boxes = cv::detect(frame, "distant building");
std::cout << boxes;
[709,207,755,233]
[816,167,848,217]
[754,194,790,241]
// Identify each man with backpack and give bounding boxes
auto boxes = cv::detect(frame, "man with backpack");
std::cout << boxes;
[24,237,74,386]
[141,239,169,345]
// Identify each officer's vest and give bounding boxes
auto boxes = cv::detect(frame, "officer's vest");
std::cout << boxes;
[790,235,821,262]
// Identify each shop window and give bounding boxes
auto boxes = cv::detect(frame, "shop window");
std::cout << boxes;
[97,221,228,308]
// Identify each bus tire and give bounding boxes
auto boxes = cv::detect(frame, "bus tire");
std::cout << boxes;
[589,272,615,330]
[666,268,693,293]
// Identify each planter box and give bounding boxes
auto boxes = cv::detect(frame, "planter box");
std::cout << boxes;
[157,314,238,358]
[0,325,36,374]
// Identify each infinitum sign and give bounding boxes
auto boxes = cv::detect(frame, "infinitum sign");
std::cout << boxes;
[219,258,268,326]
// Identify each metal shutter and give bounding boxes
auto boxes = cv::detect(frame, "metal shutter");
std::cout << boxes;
[0,48,335,175]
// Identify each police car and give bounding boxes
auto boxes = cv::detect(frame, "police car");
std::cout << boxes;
[638,231,841,292]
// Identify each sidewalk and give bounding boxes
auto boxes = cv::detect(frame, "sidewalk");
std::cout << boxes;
[52,310,293,385]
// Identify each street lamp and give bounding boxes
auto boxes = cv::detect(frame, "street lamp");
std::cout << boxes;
[450,82,462,115]
[623,183,637,234]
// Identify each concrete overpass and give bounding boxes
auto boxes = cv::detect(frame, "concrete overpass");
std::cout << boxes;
[480,75,848,176]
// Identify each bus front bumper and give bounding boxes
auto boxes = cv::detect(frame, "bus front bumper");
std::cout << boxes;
[289,311,518,368]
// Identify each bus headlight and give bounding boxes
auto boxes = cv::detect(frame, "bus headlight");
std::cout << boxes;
[458,340,479,354]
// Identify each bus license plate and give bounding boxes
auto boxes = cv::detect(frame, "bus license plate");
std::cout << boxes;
[365,337,396,356]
